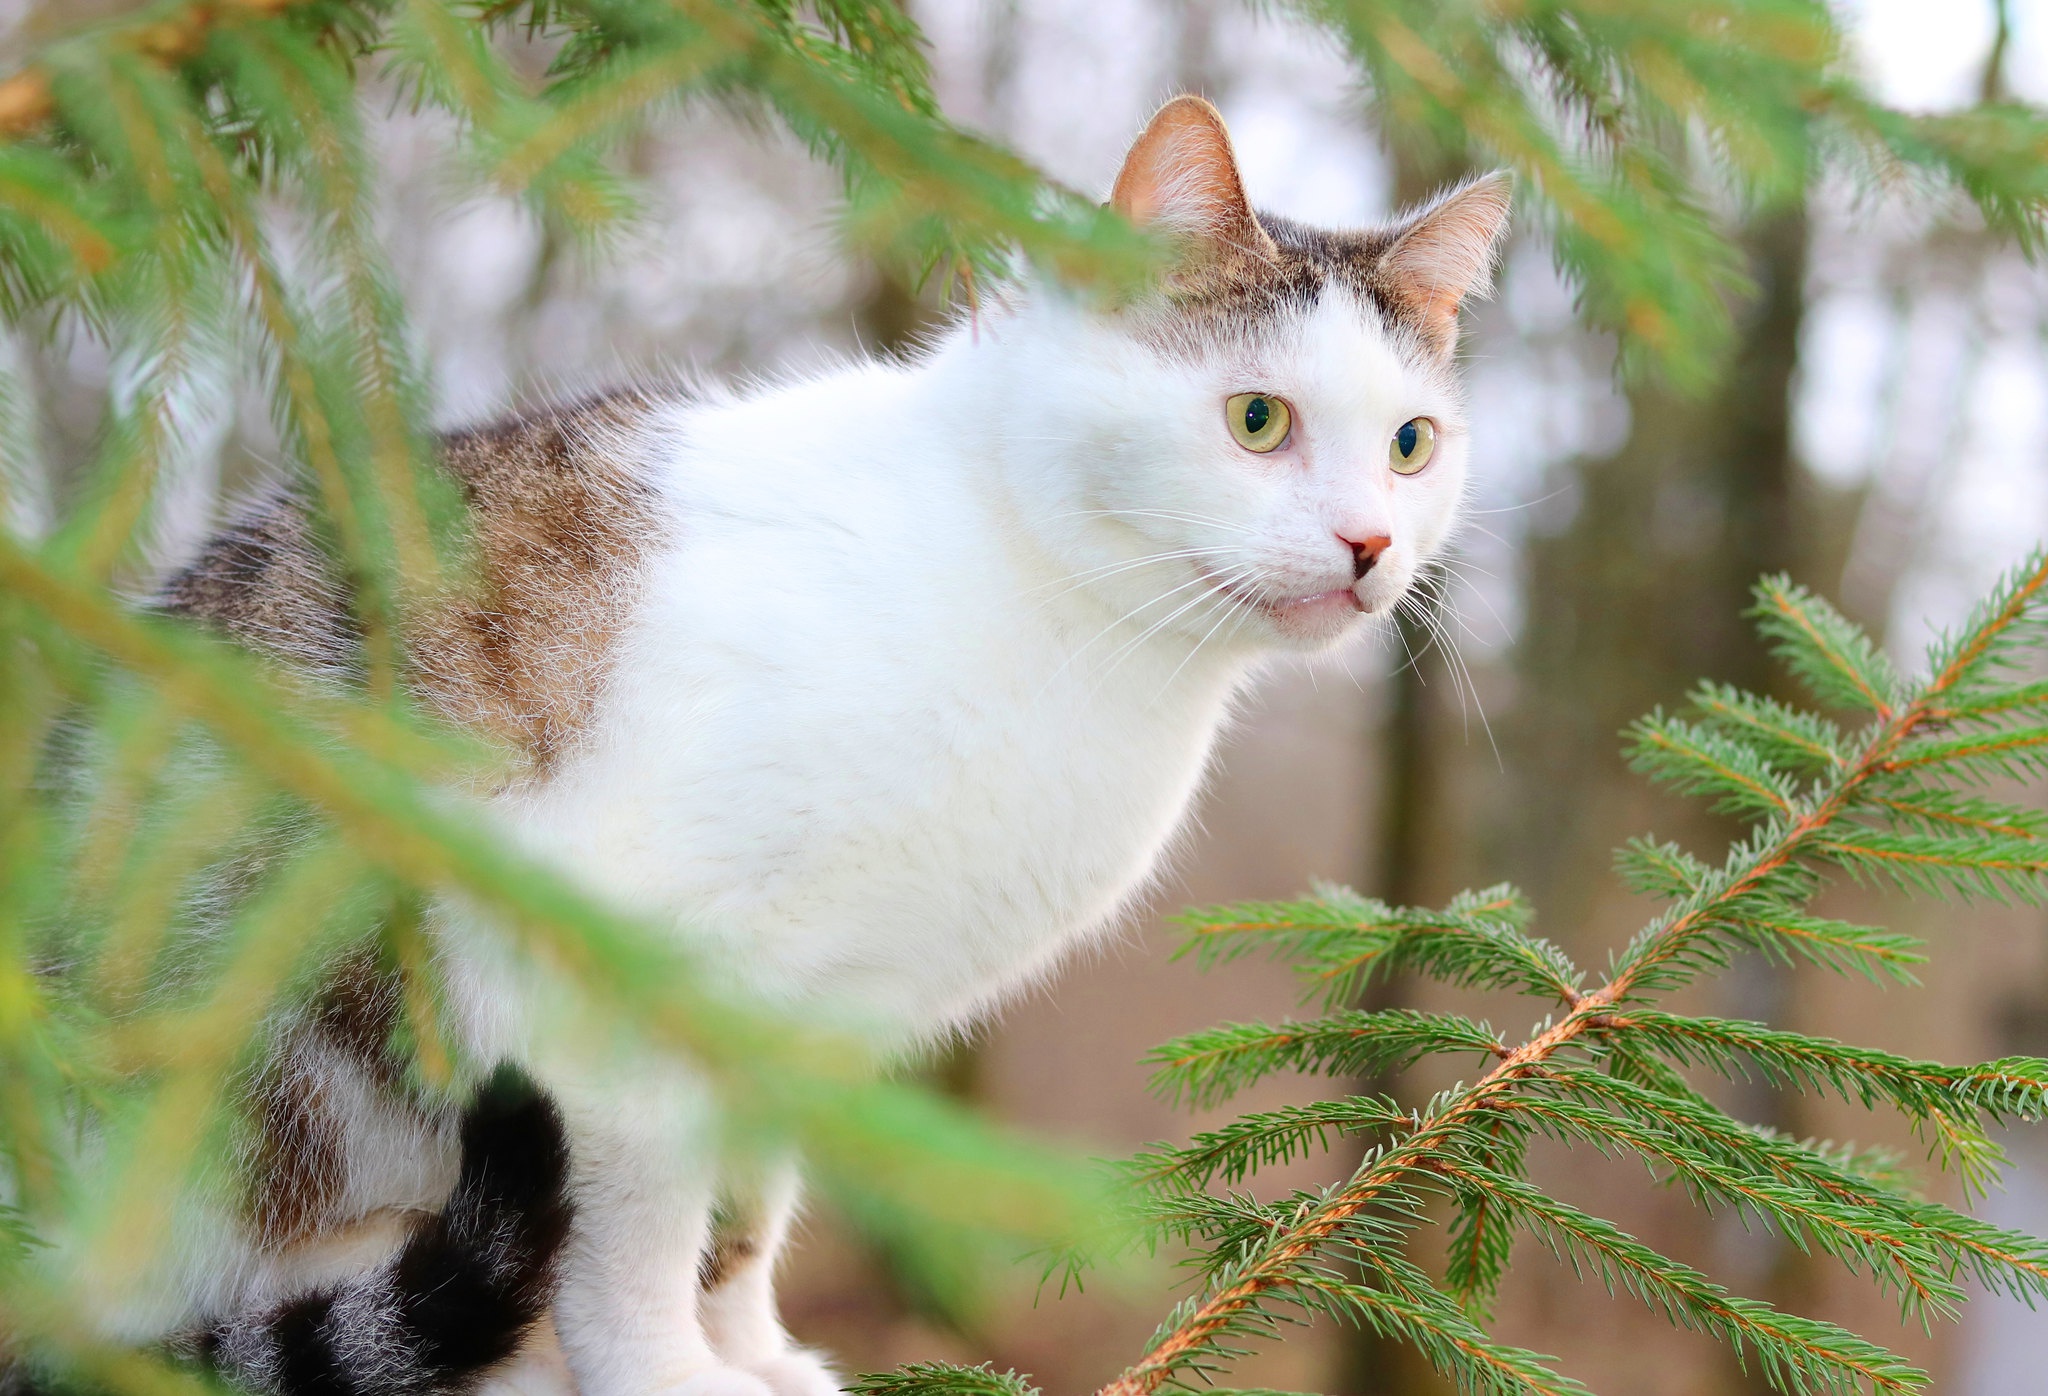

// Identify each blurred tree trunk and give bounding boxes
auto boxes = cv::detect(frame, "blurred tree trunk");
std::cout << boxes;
[1508,205,1805,926]
[1499,204,1815,1394]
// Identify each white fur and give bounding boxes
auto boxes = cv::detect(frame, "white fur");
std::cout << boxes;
[438,271,1479,1396]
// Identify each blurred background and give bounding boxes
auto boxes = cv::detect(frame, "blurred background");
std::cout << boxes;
[6,0,2048,1391]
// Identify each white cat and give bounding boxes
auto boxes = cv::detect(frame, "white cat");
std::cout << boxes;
[147,96,1507,1396]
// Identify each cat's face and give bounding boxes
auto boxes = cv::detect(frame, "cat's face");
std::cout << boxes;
[1012,98,1507,659]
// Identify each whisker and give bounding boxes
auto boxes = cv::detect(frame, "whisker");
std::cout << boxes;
[1049,506,1252,531]
[1457,519,1517,551]
[1410,579,1502,768]
[1463,485,1573,517]
[1034,566,1243,697]
[1435,555,1503,584]
[1382,605,1433,686]
[1155,575,1263,698]
[1024,545,1240,602]
[1097,563,1260,686]
[1100,568,1252,675]
[1423,559,1513,649]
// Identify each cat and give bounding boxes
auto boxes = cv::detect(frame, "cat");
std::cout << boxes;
[128,96,1508,1396]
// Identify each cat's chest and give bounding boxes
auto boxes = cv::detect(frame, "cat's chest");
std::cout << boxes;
[510,506,1244,1030]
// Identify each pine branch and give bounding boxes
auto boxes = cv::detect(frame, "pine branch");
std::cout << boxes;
[1146,1011,1507,1110]
[1442,1119,1524,1316]
[1132,1186,1408,1276]
[1296,1272,1589,1396]
[1867,790,2048,840]
[1600,1009,2048,1131]
[1689,682,1849,776]
[1096,553,2048,1396]
[1497,1089,1962,1319]
[1431,1159,1925,1396]
[1175,884,1581,1008]
[1131,1097,1410,1191]
[1813,826,2048,901]
[1750,576,1905,717]
[1535,1069,2048,1306]
[1711,905,1926,985]
[1291,2,2048,384]
[1628,713,1801,819]
[0,0,339,143]
[851,1365,1039,1396]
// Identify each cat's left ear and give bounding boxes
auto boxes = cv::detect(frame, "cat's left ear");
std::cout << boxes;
[1111,95,1277,263]
[1374,172,1514,353]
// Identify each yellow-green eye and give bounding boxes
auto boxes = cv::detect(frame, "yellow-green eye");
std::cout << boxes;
[1225,393,1291,453]
[1390,417,1436,474]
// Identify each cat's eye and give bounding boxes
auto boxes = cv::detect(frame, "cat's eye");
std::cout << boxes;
[1225,393,1292,453]
[1390,417,1436,474]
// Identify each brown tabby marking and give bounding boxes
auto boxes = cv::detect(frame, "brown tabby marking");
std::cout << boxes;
[416,387,669,766]
[155,487,360,675]
[247,952,414,1248]
[160,386,670,770]
[1143,209,1420,359]
[697,1202,762,1291]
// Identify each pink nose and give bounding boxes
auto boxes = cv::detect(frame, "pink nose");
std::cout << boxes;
[1339,531,1392,579]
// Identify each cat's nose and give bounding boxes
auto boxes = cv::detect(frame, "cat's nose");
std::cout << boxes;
[1340,531,1392,580]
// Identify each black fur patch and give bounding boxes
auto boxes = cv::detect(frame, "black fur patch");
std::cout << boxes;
[266,1297,354,1396]
[212,1065,573,1396]
[394,1067,575,1384]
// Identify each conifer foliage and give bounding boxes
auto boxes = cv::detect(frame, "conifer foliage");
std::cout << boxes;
[0,2,2044,1396]
[1046,564,2048,1396]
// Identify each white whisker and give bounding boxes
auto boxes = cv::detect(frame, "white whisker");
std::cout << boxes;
[1463,485,1572,517]
[1096,563,1260,689]
[1024,545,1240,602]
[1049,506,1252,531]
[1034,565,1244,697]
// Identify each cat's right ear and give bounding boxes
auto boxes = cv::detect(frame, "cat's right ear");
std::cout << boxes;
[1372,172,1513,353]
[1111,96,1275,262]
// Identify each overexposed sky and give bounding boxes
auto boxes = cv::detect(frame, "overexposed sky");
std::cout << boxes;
[1848,0,2048,106]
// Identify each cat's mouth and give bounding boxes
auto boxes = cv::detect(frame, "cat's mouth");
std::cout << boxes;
[1208,572,1366,639]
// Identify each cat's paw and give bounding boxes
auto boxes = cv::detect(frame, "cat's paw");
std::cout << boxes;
[661,1369,778,1396]
[744,1351,842,1396]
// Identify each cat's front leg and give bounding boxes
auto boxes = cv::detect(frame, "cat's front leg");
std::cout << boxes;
[439,909,775,1396]
[550,1099,776,1396]
[699,1163,840,1396]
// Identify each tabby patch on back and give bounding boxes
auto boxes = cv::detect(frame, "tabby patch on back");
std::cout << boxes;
[160,387,669,770]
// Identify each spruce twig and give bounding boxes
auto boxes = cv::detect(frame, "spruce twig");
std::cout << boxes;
[1096,556,2048,1396]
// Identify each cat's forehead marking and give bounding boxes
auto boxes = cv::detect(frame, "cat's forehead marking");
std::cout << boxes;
[1140,208,1438,366]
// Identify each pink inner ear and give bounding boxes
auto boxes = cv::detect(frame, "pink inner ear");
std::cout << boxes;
[1379,175,1513,341]
[1110,96,1265,250]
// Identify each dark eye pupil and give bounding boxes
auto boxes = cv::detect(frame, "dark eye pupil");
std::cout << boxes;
[1244,397,1270,434]
[1397,421,1418,457]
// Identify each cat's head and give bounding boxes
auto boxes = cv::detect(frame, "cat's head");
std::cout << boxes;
[1001,96,1507,658]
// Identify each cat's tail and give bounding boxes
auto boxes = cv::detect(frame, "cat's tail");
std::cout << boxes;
[206,1065,574,1396]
